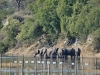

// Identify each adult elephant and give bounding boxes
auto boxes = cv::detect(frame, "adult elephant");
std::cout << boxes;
[50,47,59,58]
[44,47,53,58]
[57,48,68,58]
[33,47,47,58]
[33,49,40,57]
[44,47,59,58]
[67,48,75,59]
[40,47,47,56]
[33,49,42,58]
[75,48,81,58]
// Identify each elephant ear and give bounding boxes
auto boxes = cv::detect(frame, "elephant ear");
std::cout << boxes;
[37,49,40,54]
[78,48,81,52]
[44,48,47,54]
[56,48,59,52]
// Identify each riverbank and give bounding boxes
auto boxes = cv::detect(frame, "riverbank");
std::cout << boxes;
[4,35,100,57]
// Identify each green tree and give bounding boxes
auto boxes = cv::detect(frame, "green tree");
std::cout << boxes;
[56,0,73,18]
[86,7,100,33]
[93,28,100,52]
[0,42,5,53]
[16,18,44,44]
[4,18,21,48]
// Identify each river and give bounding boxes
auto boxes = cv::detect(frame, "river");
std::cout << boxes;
[0,55,100,75]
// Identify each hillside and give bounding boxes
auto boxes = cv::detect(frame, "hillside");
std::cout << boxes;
[0,0,100,56]
[5,34,100,57]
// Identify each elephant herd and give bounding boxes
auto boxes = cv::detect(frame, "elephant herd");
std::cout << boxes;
[33,47,81,59]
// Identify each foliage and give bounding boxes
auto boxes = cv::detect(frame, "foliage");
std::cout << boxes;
[0,0,14,30]
[26,0,71,43]
[93,28,100,52]
[0,42,5,53]
[4,18,21,48]
[16,18,44,44]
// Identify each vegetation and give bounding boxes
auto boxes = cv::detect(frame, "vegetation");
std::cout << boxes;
[0,0,100,53]
[0,0,14,29]
[93,28,100,52]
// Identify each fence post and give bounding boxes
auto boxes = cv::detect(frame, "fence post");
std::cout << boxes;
[16,54,18,75]
[12,54,13,67]
[35,58,37,75]
[21,55,24,75]
[75,56,77,75]
[95,56,97,75]
[5,57,7,67]
[22,55,24,69]
[57,57,59,75]
[44,57,47,74]
[42,59,43,73]
[89,57,91,75]
[61,63,63,75]
[0,53,2,68]
[9,63,11,75]
[48,64,50,75]
[81,55,84,75]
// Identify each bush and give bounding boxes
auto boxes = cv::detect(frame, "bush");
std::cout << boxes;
[0,42,6,53]
[13,16,24,22]
[92,28,100,52]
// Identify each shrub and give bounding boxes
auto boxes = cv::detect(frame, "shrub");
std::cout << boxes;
[92,28,100,52]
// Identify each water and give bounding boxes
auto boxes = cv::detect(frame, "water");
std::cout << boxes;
[0,55,100,75]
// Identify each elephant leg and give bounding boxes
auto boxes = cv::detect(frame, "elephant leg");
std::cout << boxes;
[57,55,59,59]
[71,55,75,59]
[44,53,47,59]
[65,55,68,58]
[71,55,73,59]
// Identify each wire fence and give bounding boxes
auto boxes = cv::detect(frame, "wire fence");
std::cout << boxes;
[0,54,100,75]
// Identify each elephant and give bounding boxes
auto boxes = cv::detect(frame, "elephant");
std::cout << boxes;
[75,48,81,58]
[33,49,40,57]
[44,47,53,58]
[57,48,68,58]
[33,47,47,58]
[57,48,62,58]
[57,48,76,59]
[33,47,81,59]
[50,47,59,58]
[39,47,47,56]
[68,48,76,59]
[34,47,58,58]
[34,53,42,58]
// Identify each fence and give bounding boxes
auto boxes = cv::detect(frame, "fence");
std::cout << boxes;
[0,54,100,75]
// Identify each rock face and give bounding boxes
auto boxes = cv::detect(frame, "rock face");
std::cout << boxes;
[34,47,81,59]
